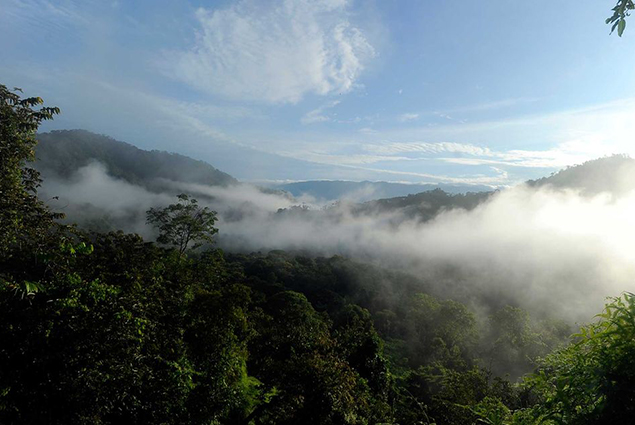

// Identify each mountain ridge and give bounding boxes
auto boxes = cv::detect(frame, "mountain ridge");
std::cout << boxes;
[34,130,635,208]
[268,180,496,203]
[35,129,239,189]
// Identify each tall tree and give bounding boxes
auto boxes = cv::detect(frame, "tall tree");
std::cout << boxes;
[0,85,61,259]
[146,193,218,255]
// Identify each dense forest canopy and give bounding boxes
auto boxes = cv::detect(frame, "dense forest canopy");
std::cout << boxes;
[4,80,635,424]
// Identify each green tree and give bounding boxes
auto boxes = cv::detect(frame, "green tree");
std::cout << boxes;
[0,85,62,260]
[184,274,256,423]
[404,293,478,369]
[484,306,570,380]
[523,292,635,423]
[146,193,218,255]
[247,291,378,424]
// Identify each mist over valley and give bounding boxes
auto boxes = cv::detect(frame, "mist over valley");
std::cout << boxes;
[34,130,635,325]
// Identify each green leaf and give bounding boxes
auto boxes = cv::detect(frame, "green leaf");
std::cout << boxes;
[619,19,626,36]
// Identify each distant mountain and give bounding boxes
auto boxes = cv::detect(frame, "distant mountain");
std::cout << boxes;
[343,156,635,221]
[33,131,635,236]
[351,188,494,221]
[527,155,635,195]
[269,180,495,203]
[35,130,238,189]
[32,130,295,236]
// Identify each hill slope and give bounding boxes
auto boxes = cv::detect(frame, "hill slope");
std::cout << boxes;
[351,188,494,221]
[35,130,238,189]
[527,155,635,195]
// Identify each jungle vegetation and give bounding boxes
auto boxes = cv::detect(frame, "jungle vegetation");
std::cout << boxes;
[3,85,635,424]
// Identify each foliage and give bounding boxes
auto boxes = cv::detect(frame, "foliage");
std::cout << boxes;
[522,292,635,424]
[146,193,218,255]
[483,306,570,379]
[607,0,634,36]
[245,291,378,424]
[404,294,478,369]
[0,85,396,423]
[0,85,63,260]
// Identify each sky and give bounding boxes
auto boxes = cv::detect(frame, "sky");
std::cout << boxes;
[2,0,635,186]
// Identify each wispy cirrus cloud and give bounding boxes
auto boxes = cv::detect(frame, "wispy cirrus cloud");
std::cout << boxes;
[280,151,413,166]
[442,97,542,114]
[439,140,615,169]
[246,97,635,185]
[1,0,91,31]
[366,141,494,157]
[166,0,376,104]
[363,139,619,170]
[268,148,509,185]
[399,112,419,122]
[301,100,341,124]
[393,97,541,125]
[344,164,510,186]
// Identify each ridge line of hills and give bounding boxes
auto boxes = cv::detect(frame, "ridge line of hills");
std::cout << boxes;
[35,129,635,207]
[34,130,495,203]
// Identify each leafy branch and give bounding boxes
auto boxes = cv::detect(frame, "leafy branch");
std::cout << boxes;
[607,0,635,36]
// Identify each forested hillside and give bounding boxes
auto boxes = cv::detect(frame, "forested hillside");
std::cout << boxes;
[36,130,238,189]
[527,155,635,195]
[350,188,494,222]
[32,130,293,236]
[4,86,635,424]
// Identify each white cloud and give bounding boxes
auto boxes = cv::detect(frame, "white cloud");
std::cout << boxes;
[282,151,413,165]
[342,165,509,186]
[393,98,539,126]
[301,100,340,124]
[1,0,91,35]
[366,140,616,170]
[442,97,541,114]
[167,0,376,104]
[367,141,494,156]
[438,139,629,169]
[399,112,419,122]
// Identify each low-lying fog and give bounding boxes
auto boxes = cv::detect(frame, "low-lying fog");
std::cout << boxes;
[41,161,635,323]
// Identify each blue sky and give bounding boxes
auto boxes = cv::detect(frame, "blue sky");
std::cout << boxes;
[2,0,635,186]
